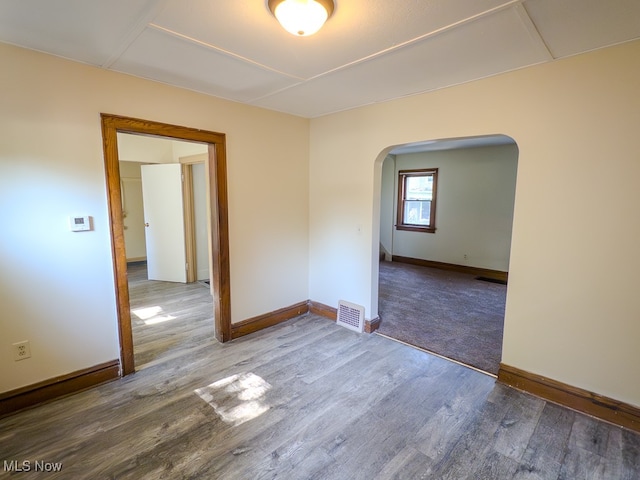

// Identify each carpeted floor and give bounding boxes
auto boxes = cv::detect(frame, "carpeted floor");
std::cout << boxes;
[377,260,506,375]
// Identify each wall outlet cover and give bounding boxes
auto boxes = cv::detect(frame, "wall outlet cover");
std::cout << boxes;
[13,341,31,361]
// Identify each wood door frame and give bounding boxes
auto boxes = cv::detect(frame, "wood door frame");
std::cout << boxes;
[181,162,197,283]
[180,154,208,285]
[101,114,231,376]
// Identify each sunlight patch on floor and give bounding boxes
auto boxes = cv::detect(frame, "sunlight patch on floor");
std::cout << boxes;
[132,305,176,325]
[143,315,176,325]
[132,306,162,319]
[195,372,272,426]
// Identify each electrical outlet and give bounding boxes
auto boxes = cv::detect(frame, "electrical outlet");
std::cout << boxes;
[463,254,468,260]
[13,341,31,361]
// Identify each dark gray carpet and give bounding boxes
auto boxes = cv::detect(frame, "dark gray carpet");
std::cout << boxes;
[377,261,506,375]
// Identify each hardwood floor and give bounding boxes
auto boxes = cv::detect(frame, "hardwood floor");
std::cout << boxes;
[127,262,214,369]
[1,272,639,479]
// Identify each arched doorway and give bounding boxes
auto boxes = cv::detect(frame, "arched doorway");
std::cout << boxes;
[374,134,518,375]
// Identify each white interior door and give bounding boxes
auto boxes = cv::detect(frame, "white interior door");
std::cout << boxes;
[141,164,187,283]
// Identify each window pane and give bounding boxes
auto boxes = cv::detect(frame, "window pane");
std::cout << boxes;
[403,200,431,225]
[397,169,437,232]
[405,175,433,201]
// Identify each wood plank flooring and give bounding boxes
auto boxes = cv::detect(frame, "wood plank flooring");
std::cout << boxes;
[127,263,215,370]
[1,269,639,479]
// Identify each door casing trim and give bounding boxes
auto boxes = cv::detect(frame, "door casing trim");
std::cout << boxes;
[101,114,232,375]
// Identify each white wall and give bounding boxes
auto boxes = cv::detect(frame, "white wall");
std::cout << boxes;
[172,141,208,163]
[118,136,210,268]
[117,132,208,164]
[0,43,309,393]
[383,144,518,271]
[192,162,209,281]
[379,155,395,259]
[117,133,174,164]
[119,161,146,260]
[309,39,640,407]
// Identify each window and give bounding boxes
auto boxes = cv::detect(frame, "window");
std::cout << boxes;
[397,168,438,233]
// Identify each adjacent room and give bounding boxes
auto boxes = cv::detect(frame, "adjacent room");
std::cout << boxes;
[377,136,518,375]
[117,133,213,369]
[1,0,639,477]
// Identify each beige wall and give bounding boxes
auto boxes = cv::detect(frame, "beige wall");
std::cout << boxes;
[0,43,309,393]
[309,39,640,407]
[384,144,518,271]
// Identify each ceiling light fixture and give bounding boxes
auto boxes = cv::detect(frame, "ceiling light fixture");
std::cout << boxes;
[268,0,335,37]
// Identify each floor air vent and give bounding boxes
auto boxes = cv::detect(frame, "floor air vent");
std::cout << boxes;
[337,300,365,333]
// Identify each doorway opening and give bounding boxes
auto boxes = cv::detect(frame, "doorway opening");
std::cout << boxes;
[118,134,212,367]
[374,134,518,375]
[101,114,231,376]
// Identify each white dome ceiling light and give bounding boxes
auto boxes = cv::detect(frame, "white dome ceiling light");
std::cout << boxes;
[268,0,335,37]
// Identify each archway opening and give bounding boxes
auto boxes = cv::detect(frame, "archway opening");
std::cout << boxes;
[373,134,518,375]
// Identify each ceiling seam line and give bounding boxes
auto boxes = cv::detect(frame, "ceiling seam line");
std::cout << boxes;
[300,57,552,118]
[246,0,527,104]
[148,23,305,81]
[514,3,555,60]
[301,0,526,83]
[101,0,173,69]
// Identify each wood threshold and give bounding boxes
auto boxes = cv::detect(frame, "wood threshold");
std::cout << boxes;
[0,360,120,418]
[231,301,310,339]
[498,363,640,434]
[392,255,508,282]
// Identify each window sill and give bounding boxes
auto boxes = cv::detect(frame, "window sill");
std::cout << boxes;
[395,225,436,233]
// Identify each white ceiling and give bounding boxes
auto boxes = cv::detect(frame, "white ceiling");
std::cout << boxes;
[1,0,639,119]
